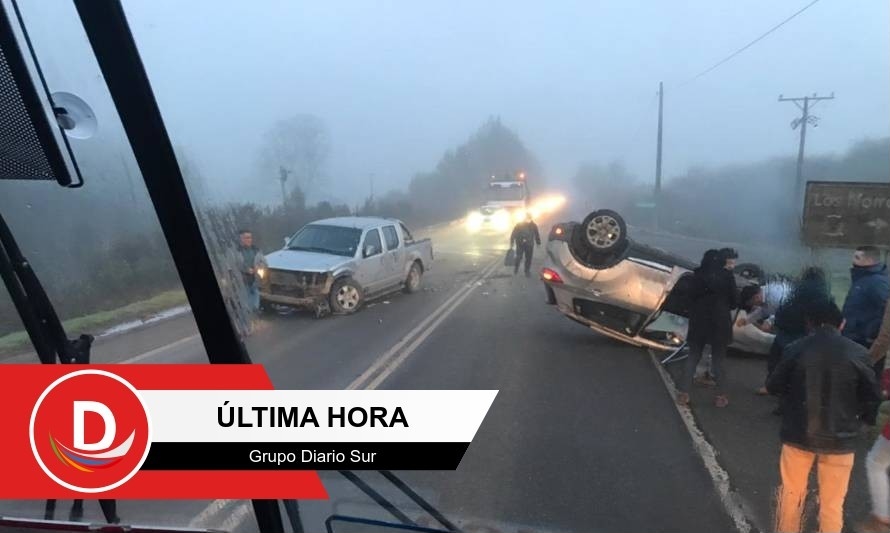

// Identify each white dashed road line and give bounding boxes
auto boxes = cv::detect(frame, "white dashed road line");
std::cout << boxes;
[346,256,500,391]
[191,256,501,530]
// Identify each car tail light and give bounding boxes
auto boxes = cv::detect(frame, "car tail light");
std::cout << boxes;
[540,268,563,283]
[548,223,570,242]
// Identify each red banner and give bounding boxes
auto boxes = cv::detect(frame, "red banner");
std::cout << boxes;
[1,365,328,499]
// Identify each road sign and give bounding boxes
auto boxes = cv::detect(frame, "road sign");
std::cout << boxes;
[802,181,890,248]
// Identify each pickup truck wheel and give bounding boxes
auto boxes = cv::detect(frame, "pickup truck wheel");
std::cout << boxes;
[403,262,423,294]
[330,278,363,314]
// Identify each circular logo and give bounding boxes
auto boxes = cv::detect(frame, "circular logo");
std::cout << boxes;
[29,370,152,493]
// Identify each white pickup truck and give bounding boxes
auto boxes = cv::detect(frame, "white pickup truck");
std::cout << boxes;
[259,217,433,316]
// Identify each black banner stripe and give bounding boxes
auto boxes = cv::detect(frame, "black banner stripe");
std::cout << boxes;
[141,442,470,470]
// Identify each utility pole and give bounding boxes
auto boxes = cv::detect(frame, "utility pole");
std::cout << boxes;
[654,81,664,231]
[278,166,292,208]
[778,92,834,207]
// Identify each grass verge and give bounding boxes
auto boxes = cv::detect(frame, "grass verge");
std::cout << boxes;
[0,289,187,357]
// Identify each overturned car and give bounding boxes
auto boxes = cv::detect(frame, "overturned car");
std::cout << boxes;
[540,209,784,352]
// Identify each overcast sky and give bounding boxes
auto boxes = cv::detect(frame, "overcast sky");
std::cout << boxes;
[20,0,890,206]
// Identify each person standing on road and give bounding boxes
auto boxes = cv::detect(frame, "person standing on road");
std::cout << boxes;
[857,305,890,533]
[678,248,738,408]
[509,212,541,277]
[842,246,890,375]
[694,284,773,387]
[768,301,880,533]
[238,229,266,312]
[759,267,833,396]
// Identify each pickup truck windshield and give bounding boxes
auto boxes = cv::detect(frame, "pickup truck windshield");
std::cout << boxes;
[287,225,362,257]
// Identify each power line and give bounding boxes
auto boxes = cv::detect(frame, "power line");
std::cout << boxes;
[682,0,822,85]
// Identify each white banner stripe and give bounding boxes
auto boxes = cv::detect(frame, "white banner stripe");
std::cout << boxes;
[140,390,497,443]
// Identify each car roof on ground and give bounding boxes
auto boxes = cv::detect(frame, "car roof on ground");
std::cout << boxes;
[309,217,400,230]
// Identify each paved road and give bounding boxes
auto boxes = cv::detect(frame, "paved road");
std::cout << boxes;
[1,215,799,532]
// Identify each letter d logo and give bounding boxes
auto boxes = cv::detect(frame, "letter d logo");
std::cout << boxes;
[74,401,116,451]
[30,370,152,493]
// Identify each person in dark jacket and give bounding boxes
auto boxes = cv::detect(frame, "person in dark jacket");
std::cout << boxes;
[767,300,880,533]
[678,248,738,408]
[238,229,266,312]
[509,213,541,277]
[761,267,833,396]
[842,246,890,374]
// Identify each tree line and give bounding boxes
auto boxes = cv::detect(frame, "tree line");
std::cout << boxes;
[573,137,890,246]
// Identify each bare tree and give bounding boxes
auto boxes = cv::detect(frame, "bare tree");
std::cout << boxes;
[257,114,331,199]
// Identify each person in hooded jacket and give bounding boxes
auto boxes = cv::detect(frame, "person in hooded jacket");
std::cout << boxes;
[842,246,890,375]
[677,248,738,408]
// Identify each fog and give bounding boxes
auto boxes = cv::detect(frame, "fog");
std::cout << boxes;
[1,0,888,340]
[15,0,890,206]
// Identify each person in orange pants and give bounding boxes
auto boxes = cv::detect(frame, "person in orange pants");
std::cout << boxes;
[767,301,880,533]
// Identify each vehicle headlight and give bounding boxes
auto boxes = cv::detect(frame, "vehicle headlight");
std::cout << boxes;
[256,267,266,280]
[513,209,527,223]
[467,212,483,231]
[493,210,511,231]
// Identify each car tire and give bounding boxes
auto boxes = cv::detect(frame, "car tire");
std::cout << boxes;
[569,223,630,270]
[734,263,765,284]
[330,277,363,314]
[403,262,423,294]
[579,209,628,254]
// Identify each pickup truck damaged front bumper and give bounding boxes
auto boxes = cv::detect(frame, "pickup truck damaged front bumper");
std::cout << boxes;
[260,269,333,309]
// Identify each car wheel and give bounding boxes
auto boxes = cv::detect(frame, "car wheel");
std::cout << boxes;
[569,223,630,270]
[580,209,628,254]
[403,262,423,294]
[330,277,363,314]
[734,262,765,284]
